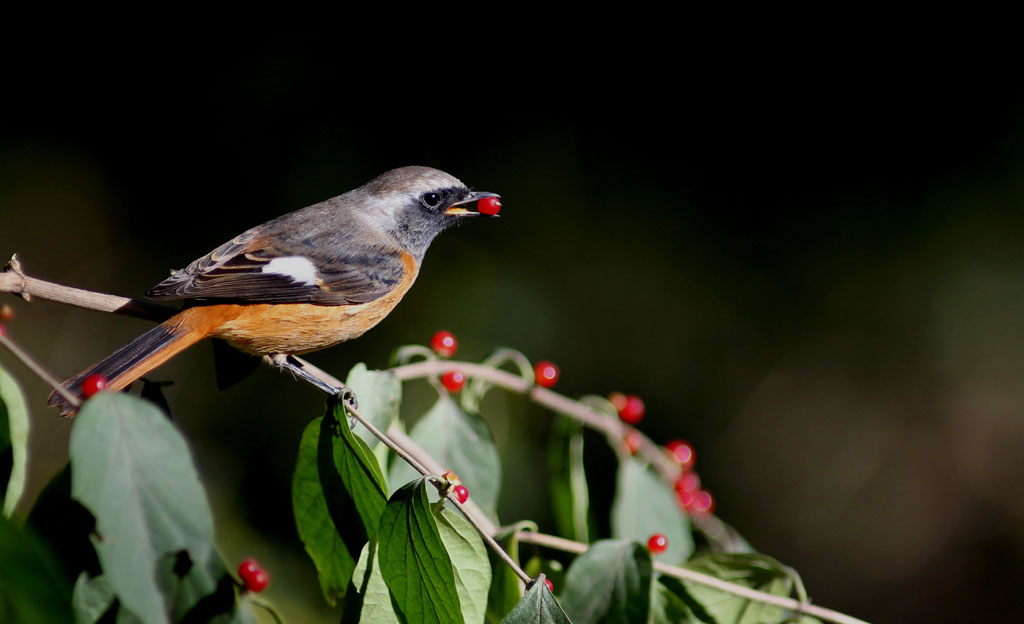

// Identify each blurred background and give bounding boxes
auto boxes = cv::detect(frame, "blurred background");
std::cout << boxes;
[2,35,1023,623]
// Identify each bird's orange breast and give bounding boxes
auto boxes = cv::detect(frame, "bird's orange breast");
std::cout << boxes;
[174,251,420,355]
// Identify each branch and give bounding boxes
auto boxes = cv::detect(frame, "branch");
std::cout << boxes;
[2,257,867,624]
[390,359,681,481]
[514,531,869,624]
[1,254,175,322]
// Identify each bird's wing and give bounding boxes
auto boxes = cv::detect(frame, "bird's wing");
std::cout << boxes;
[146,229,409,305]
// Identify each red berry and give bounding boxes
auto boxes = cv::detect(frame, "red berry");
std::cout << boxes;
[440,371,465,392]
[81,374,108,399]
[238,558,260,580]
[237,558,269,592]
[246,569,269,592]
[647,533,669,554]
[676,489,695,509]
[0,304,13,321]
[453,484,469,504]
[534,361,560,388]
[544,578,554,592]
[674,471,701,494]
[624,430,643,455]
[430,330,458,358]
[689,490,715,514]
[477,196,502,216]
[0,324,6,338]
[665,440,695,469]
[617,395,645,424]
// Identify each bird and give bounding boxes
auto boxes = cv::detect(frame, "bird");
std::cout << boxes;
[47,166,500,416]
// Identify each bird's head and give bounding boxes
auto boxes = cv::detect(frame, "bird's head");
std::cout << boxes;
[355,166,500,260]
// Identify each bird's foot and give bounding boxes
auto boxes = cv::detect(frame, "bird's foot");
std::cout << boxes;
[271,354,358,410]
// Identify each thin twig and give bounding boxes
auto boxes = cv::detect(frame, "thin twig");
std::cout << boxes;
[341,398,531,584]
[2,254,175,322]
[391,360,680,480]
[514,531,869,624]
[0,331,81,408]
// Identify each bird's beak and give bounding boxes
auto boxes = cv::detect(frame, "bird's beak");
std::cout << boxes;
[445,191,501,217]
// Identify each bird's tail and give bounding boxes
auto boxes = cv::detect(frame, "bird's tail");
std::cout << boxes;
[48,316,206,417]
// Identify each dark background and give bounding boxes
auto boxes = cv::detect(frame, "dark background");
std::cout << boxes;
[3,36,1023,623]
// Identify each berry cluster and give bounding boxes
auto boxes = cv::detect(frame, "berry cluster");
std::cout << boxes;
[609,392,645,424]
[665,439,714,514]
[237,558,269,593]
[442,469,470,504]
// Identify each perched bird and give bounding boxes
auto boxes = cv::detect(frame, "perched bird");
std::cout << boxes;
[48,166,500,416]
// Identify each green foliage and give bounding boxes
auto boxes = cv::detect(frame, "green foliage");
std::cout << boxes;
[388,394,502,520]
[0,346,844,624]
[549,417,593,543]
[377,479,462,623]
[611,459,693,564]
[70,392,218,623]
[345,363,402,455]
[664,554,819,624]
[486,526,528,623]
[293,400,389,605]
[500,579,571,624]
[559,539,653,624]
[0,362,29,517]
[0,515,73,623]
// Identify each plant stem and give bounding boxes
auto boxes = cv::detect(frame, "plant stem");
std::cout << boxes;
[515,531,869,624]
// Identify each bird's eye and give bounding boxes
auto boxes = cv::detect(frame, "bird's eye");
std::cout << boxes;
[421,192,442,209]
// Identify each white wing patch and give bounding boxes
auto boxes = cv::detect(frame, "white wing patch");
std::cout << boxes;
[261,256,320,286]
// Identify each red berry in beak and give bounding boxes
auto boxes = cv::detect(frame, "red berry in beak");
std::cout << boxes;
[477,196,501,215]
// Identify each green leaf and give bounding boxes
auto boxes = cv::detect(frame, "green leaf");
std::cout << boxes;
[158,548,241,623]
[377,479,461,624]
[487,525,528,623]
[549,416,592,543]
[328,400,389,537]
[0,514,74,623]
[345,363,402,454]
[70,392,214,624]
[523,556,564,595]
[437,507,491,624]
[72,573,118,624]
[388,395,501,519]
[611,459,693,564]
[1,362,30,518]
[559,539,652,624]
[499,578,572,624]
[649,578,701,624]
[342,540,399,624]
[670,553,806,624]
[292,401,388,606]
